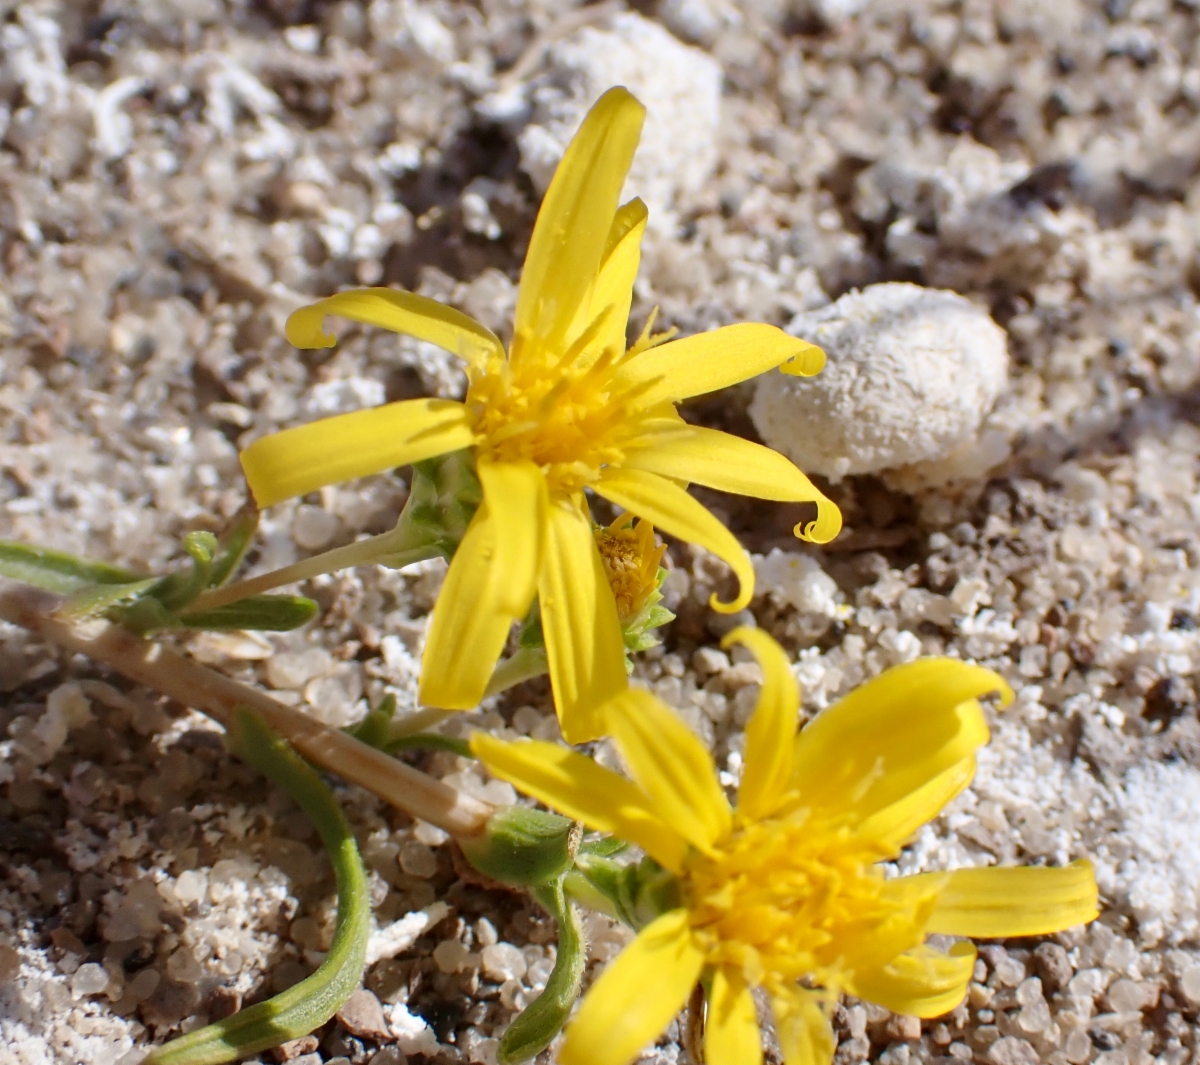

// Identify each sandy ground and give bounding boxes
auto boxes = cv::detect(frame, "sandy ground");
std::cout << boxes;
[4,1,1200,1063]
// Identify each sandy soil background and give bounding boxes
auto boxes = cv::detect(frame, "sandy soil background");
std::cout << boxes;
[3,1,1200,1064]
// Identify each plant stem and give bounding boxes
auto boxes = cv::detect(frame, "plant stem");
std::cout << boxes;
[484,646,549,698]
[0,585,493,838]
[186,527,441,614]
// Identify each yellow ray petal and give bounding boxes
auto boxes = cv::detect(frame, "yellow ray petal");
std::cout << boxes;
[613,323,824,408]
[706,967,762,1065]
[285,288,505,368]
[560,910,704,1065]
[857,757,977,849]
[566,197,648,363]
[416,462,542,709]
[914,860,1100,938]
[789,659,1011,826]
[513,88,646,364]
[606,688,731,855]
[851,942,976,1019]
[596,468,754,613]
[721,627,798,822]
[475,459,546,613]
[470,732,688,872]
[240,398,475,507]
[625,426,841,544]
[771,991,835,1065]
[538,497,629,744]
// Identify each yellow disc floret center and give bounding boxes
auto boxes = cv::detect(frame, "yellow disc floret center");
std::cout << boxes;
[466,349,643,494]
[594,517,665,620]
[684,811,922,1000]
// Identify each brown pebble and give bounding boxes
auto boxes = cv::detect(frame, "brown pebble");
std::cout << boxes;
[337,988,392,1042]
[270,1035,318,1062]
[0,944,19,981]
[49,926,88,956]
[205,985,243,1021]
[1033,942,1073,993]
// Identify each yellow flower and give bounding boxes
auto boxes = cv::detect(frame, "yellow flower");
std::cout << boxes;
[594,514,664,624]
[239,87,840,742]
[472,633,1099,1065]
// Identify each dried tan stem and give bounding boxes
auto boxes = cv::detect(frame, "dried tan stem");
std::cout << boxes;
[0,585,493,839]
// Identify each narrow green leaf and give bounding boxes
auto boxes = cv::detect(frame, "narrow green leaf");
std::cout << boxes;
[385,732,472,758]
[144,709,370,1065]
[499,878,587,1065]
[61,578,162,618]
[208,505,260,588]
[175,595,319,632]
[153,532,218,612]
[0,539,140,595]
[345,694,396,749]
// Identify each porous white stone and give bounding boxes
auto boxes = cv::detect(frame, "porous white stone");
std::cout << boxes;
[514,12,721,226]
[750,282,1008,484]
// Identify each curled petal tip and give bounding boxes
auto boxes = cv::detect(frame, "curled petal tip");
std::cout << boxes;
[285,306,337,350]
[780,341,826,377]
[793,504,842,545]
[708,587,752,615]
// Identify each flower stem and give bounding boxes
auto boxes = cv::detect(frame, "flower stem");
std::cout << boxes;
[0,585,493,838]
[484,646,549,698]
[186,526,441,614]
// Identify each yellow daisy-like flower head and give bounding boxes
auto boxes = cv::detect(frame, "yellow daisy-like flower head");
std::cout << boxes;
[239,87,841,741]
[472,634,1099,1065]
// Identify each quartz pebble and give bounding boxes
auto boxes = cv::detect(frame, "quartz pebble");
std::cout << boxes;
[986,1036,1039,1065]
[70,963,109,998]
[481,942,527,983]
[398,841,438,879]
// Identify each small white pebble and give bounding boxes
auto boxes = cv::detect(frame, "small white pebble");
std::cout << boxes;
[474,918,498,948]
[993,954,1027,987]
[692,647,730,675]
[511,706,542,735]
[1064,1029,1092,1064]
[1181,964,1200,1003]
[481,942,526,983]
[413,820,450,846]
[166,947,203,983]
[1107,978,1147,1013]
[292,505,341,550]
[174,869,208,904]
[399,841,438,879]
[70,963,109,998]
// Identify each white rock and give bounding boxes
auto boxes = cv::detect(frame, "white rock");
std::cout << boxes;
[754,549,843,617]
[515,12,721,226]
[749,282,1008,484]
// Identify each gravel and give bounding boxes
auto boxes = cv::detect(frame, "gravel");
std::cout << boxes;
[3,2,1200,1065]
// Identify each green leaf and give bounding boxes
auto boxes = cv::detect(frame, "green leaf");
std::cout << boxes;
[0,539,141,595]
[499,877,588,1065]
[175,595,319,632]
[385,732,473,758]
[153,531,218,612]
[60,577,162,618]
[144,709,370,1065]
[208,505,260,588]
[345,694,397,749]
